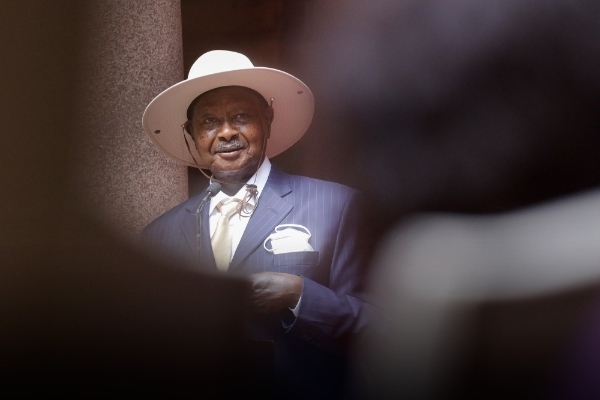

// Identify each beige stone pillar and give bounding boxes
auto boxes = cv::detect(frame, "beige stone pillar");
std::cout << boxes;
[76,0,188,242]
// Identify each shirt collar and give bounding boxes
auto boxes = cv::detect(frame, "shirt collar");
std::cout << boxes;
[209,157,272,214]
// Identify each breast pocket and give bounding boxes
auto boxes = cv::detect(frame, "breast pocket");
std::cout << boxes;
[271,251,320,276]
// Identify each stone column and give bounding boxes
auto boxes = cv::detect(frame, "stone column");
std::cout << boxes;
[76,0,188,242]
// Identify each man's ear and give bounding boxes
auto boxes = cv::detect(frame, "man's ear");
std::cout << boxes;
[184,120,193,136]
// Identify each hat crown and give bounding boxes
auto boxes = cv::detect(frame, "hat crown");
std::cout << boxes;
[188,50,255,79]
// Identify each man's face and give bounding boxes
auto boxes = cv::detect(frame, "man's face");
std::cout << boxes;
[188,86,273,183]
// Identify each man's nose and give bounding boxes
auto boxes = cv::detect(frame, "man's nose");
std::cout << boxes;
[217,121,238,141]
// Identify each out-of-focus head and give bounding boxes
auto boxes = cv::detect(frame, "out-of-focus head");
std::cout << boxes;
[299,0,600,222]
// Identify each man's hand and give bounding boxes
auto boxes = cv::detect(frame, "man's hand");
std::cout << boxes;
[249,272,303,314]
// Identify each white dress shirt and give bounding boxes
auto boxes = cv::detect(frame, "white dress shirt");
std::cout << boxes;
[208,157,271,259]
[208,157,302,315]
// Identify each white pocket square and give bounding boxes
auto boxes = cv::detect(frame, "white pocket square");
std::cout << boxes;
[263,224,314,254]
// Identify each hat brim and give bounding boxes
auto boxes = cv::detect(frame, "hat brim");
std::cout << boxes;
[142,68,314,168]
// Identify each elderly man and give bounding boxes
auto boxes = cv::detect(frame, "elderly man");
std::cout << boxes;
[141,50,371,398]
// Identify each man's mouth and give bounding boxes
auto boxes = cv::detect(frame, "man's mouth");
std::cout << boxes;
[216,147,243,154]
[215,141,244,154]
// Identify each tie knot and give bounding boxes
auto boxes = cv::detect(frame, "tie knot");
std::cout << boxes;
[217,199,240,217]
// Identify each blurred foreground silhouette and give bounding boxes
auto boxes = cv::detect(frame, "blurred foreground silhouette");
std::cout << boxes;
[297,0,600,398]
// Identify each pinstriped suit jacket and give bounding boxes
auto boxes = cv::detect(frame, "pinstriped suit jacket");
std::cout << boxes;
[141,164,372,394]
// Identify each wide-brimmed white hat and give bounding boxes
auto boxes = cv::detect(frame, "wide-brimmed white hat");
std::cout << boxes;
[142,50,314,168]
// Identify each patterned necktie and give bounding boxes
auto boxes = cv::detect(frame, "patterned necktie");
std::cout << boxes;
[211,199,241,271]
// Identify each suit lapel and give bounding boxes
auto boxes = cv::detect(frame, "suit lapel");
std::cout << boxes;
[180,196,217,271]
[229,166,293,272]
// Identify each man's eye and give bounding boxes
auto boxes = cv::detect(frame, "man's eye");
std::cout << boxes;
[233,113,248,121]
[204,118,219,125]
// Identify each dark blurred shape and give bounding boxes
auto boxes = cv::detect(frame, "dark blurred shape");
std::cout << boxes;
[0,227,253,397]
[295,0,600,398]
[0,1,260,396]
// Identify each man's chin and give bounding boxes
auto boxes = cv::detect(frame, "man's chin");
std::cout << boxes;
[211,163,259,184]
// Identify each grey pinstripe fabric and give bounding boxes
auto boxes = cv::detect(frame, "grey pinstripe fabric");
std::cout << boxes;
[141,164,373,397]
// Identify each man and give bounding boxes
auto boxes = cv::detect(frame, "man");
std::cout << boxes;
[141,50,371,398]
